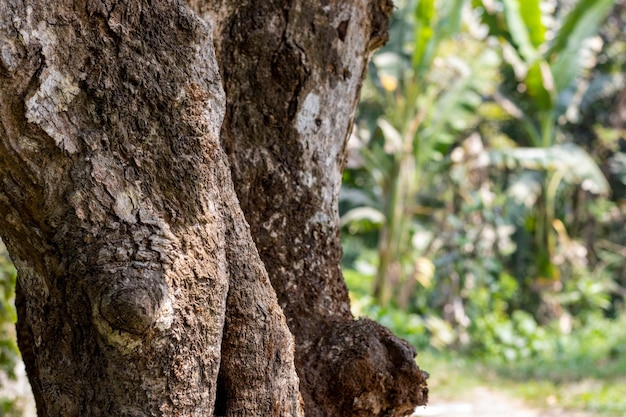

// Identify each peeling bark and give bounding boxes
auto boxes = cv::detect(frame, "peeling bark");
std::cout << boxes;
[0,0,427,416]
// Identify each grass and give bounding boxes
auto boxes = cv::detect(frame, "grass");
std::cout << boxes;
[415,348,626,417]
[495,355,626,416]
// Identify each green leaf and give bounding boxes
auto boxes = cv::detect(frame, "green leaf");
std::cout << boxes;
[548,0,614,91]
[525,60,554,111]
[413,0,436,73]
[518,0,545,48]
[501,0,539,62]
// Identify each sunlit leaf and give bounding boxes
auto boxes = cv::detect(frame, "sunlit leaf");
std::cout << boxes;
[518,0,545,48]
[340,207,386,228]
[413,0,436,73]
[501,0,538,62]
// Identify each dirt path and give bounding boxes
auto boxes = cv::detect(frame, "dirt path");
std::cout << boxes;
[412,386,591,417]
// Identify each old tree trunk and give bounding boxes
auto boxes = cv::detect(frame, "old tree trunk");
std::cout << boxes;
[0,0,428,416]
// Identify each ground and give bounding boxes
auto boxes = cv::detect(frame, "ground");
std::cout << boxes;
[413,385,593,417]
[1,358,597,417]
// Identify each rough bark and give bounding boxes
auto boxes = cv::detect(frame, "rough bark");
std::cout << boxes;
[0,0,428,416]
[0,1,301,416]
[192,0,429,415]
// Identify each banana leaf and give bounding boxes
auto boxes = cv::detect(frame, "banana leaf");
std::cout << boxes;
[488,143,610,196]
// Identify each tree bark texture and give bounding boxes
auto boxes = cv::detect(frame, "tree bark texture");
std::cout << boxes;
[0,0,428,416]
[196,0,429,415]
[0,1,302,416]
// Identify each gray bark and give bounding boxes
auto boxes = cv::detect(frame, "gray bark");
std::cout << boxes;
[0,0,428,416]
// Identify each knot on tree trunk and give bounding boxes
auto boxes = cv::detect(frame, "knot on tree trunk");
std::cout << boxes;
[310,318,429,417]
[100,286,157,335]
[90,265,174,341]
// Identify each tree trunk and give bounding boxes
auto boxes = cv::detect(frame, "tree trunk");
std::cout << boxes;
[0,0,427,416]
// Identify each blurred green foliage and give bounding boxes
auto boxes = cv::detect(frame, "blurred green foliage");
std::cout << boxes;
[0,243,17,374]
[0,241,18,411]
[341,0,626,376]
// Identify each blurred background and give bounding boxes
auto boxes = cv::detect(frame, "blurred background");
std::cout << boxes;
[340,0,625,415]
[1,0,625,416]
